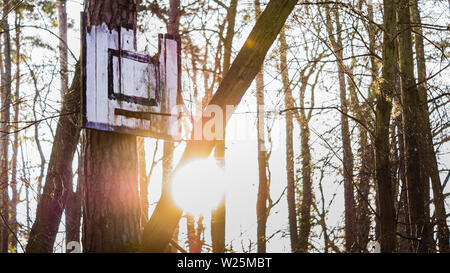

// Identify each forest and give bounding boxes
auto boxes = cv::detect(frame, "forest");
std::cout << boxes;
[0,0,448,253]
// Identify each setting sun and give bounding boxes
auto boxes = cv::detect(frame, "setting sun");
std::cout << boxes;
[171,159,226,216]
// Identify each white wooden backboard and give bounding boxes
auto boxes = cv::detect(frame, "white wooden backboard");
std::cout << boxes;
[81,13,181,139]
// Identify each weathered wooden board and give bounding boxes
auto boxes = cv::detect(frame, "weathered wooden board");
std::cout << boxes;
[81,13,181,139]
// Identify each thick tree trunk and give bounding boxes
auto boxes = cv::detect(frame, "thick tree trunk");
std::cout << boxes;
[26,62,81,253]
[82,131,140,252]
[325,4,357,252]
[409,0,449,253]
[374,0,397,253]
[0,0,12,253]
[81,0,141,253]
[142,0,298,252]
[397,0,429,253]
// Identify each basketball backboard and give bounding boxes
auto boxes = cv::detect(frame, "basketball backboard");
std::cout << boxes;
[81,13,181,139]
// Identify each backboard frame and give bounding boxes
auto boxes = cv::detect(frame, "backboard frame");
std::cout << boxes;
[80,12,182,140]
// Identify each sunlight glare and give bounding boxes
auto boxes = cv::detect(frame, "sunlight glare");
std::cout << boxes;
[171,159,225,216]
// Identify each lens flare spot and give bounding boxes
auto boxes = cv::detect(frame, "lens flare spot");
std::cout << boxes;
[171,159,225,216]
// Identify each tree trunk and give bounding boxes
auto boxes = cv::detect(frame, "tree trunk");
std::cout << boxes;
[374,0,397,253]
[397,0,429,253]
[297,68,316,254]
[66,155,82,245]
[161,0,179,252]
[355,0,377,253]
[58,0,68,98]
[82,131,140,252]
[138,138,149,224]
[10,10,22,252]
[396,107,412,252]
[1,0,12,253]
[142,0,298,252]
[279,28,298,253]
[81,0,141,253]
[57,0,82,247]
[186,215,204,253]
[325,4,357,252]
[409,0,449,253]
[253,0,269,254]
[26,62,81,253]
[211,0,238,253]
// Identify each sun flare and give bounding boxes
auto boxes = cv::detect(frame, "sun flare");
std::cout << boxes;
[171,159,225,216]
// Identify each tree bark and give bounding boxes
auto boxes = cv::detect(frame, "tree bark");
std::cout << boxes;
[186,215,204,253]
[142,0,298,252]
[58,0,68,98]
[81,0,141,253]
[82,131,140,252]
[138,137,149,224]
[56,0,82,247]
[254,0,269,254]
[26,62,81,253]
[66,155,82,245]
[162,0,179,252]
[325,4,357,252]
[409,0,449,252]
[10,10,22,252]
[374,0,397,253]
[397,0,429,253]
[0,0,12,253]
[279,28,298,253]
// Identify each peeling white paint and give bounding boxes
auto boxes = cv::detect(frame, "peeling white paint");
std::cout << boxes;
[83,23,180,139]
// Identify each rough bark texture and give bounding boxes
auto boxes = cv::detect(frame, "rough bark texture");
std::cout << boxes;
[0,0,12,253]
[397,0,429,253]
[26,62,81,253]
[81,0,141,253]
[325,4,357,252]
[374,0,397,253]
[82,131,141,252]
[86,0,137,32]
[142,0,298,252]
[409,0,449,253]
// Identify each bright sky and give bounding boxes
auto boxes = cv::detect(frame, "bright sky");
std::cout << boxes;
[13,0,449,253]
